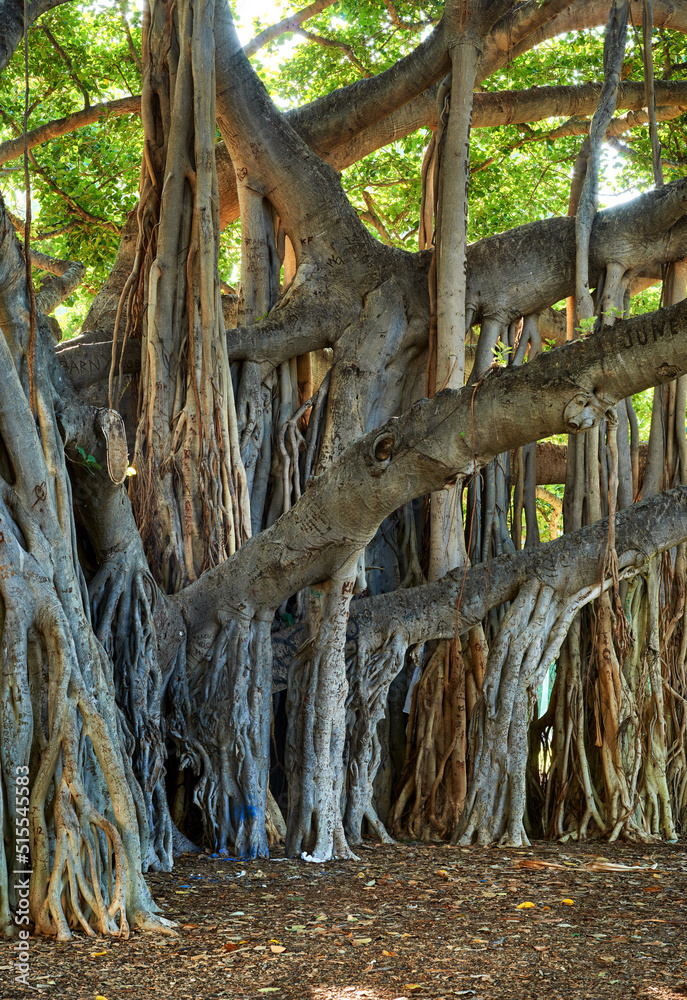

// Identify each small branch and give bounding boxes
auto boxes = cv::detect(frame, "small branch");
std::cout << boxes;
[381,0,437,33]
[642,0,663,185]
[41,26,91,109]
[244,0,339,57]
[298,27,372,77]
[27,150,122,233]
[117,0,142,73]
[606,134,680,170]
[360,189,393,243]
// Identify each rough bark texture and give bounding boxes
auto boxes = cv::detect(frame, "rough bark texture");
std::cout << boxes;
[4,0,687,941]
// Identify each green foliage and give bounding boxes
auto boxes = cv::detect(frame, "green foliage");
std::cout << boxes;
[492,341,512,366]
[76,445,102,475]
[1,0,143,328]
[0,0,683,339]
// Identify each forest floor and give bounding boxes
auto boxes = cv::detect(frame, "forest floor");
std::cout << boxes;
[1,839,686,1000]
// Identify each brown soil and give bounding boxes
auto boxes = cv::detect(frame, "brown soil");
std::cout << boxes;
[1,840,685,999]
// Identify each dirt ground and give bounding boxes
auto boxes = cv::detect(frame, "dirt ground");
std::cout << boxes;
[1,839,685,1000]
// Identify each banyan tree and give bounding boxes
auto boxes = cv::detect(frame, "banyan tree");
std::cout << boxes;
[0,0,686,939]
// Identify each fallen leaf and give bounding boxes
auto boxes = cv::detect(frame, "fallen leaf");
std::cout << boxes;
[585,861,658,872]
[533,945,549,951]
[270,945,286,954]
[515,859,566,870]
[599,955,616,963]
[92,951,108,956]
[405,986,423,992]
[561,899,575,905]
[382,950,396,957]
[516,901,535,909]
[223,942,239,952]
[643,886,662,893]
[353,937,373,945]
[258,990,280,994]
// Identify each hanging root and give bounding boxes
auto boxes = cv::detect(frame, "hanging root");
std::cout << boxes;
[390,638,467,842]
[90,552,173,871]
[454,574,626,847]
[285,569,360,862]
[344,632,408,845]
[179,611,273,859]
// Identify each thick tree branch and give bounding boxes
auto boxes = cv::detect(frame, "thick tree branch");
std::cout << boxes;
[178,297,687,658]
[217,79,687,230]
[0,96,141,166]
[486,0,687,80]
[0,0,73,74]
[244,0,338,57]
[63,180,687,382]
[215,0,379,283]
[272,484,687,685]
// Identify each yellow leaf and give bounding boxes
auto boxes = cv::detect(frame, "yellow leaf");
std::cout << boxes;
[437,870,450,878]
[516,901,535,909]
[406,986,423,992]
[96,996,110,1000]
[92,951,108,956]
[352,937,372,945]
[561,898,575,905]
[382,950,396,957]
[270,945,286,954]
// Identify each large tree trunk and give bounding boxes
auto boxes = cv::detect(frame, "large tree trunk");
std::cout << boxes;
[0,201,170,939]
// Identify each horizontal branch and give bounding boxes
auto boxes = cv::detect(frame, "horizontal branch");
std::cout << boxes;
[528,438,649,485]
[329,79,687,175]
[244,0,339,57]
[0,96,141,166]
[272,484,687,685]
[218,79,687,229]
[178,297,687,652]
[63,183,684,382]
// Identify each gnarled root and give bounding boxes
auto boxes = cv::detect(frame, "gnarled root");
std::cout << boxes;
[285,572,359,861]
[179,611,273,858]
[90,551,173,871]
[343,632,407,845]
[454,579,597,846]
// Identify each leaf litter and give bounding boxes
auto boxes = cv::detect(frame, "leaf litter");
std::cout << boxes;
[0,840,684,999]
